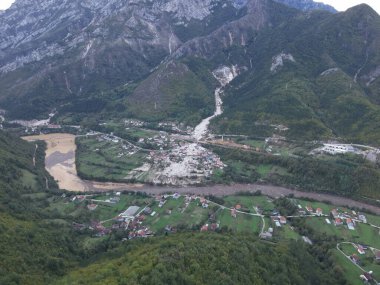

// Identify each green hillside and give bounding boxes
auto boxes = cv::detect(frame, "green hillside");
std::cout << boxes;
[55,233,345,285]
[212,5,380,145]
[0,131,79,285]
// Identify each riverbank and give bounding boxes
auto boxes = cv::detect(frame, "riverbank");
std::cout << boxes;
[22,133,380,214]
[118,183,380,215]
[23,133,87,191]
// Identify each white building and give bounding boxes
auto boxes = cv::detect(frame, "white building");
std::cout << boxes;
[321,144,356,155]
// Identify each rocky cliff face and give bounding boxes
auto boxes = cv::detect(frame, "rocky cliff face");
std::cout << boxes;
[0,0,256,118]
[0,0,379,138]
[273,0,336,12]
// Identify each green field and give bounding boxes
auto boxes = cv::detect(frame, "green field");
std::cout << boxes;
[295,199,336,213]
[338,243,380,280]
[76,136,148,181]
[216,209,261,234]
[45,191,380,285]
[332,250,364,285]
[238,139,265,149]
[142,197,214,232]
[278,225,301,240]
[20,169,38,189]
[306,218,380,249]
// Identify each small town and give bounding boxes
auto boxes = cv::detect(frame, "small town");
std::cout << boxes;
[60,190,380,284]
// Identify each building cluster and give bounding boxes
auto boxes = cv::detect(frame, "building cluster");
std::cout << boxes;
[296,204,324,217]
[124,119,145,128]
[139,133,174,150]
[149,143,225,185]
[318,144,357,155]
[157,121,193,134]
[271,215,287,227]
[330,208,367,230]
[97,133,121,144]
[96,133,140,157]
[310,143,380,163]
[123,119,192,135]
[200,223,220,232]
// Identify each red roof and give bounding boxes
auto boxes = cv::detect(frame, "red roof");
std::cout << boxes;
[201,225,208,232]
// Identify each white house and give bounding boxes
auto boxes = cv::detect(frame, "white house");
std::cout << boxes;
[321,144,356,155]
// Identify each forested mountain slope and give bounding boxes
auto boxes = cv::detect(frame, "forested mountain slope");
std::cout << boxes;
[1,0,379,145]
[0,131,349,285]
[0,131,80,285]
[211,4,380,144]
[56,233,346,285]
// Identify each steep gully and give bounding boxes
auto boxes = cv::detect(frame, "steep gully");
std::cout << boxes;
[21,65,380,214]
[193,65,238,140]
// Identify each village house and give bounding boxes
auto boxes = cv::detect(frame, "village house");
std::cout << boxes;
[201,224,209,232]
[158,200,166,208]
[144,207,152,215]
[362,272,373,283]
[350,254,360,264]
[73,195,86,203]
[199,197,206,204]
[260,232,273,239]
[346,218,355,230]
[120,206,140,220]
[155,195,163,201]
[321,144,356,155]
[279,216,287,224]
[334,218,343,226]
[306,206,313,213]
[316,208,323,216]
[330,209,339,218]
[357,245,365,255]
[272,217,281,227]
[87,204,98,211]
[358,214,367,223]
[210,223,219,231]
[298,209,306,216]
[302,236,313,245]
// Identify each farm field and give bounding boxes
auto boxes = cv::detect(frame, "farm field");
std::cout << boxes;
[339,243,380,280]
[76,136,148,181]
[47,190,380,284]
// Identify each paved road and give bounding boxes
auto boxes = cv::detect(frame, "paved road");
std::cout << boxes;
[112,184,380,215]
[336,242,379,283]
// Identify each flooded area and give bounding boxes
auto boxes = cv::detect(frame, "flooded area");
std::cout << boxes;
[22,133,143,192]
[21,133,380,214]
[23,133,87,191]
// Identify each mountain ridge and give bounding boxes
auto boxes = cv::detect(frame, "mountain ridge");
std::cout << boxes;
[0,0,380,145]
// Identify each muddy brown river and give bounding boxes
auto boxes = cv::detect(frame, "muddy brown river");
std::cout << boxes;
[22,133,380,215]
